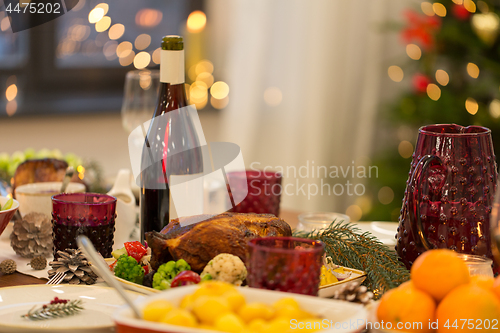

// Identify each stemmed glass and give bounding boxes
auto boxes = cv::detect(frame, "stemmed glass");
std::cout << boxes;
[121,69,160,134]
[120,70,159,239]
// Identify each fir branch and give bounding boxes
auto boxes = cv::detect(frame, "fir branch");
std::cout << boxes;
[295,220,410,299]
[22,300,84,320]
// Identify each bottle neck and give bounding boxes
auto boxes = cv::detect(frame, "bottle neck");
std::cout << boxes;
[157,82,188,113]
[160,49,185,84]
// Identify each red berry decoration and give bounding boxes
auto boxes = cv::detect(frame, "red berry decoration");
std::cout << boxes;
[452,4,470,20]
[412,73,431,94]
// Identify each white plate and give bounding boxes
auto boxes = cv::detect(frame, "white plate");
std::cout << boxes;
[0,284,143,333]
[114,285,368,333]
[104,258,367,298]
[352,222,397,246]
[318,267,367,298]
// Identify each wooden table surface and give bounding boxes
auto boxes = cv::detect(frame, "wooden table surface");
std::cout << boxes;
[0,210,302,288]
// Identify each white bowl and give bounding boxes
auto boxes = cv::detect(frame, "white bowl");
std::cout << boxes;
[113,285,367,333]
[15,182,86,217]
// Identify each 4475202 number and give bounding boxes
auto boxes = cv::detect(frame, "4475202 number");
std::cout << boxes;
[5,2,61,14]
[443,319,498,330]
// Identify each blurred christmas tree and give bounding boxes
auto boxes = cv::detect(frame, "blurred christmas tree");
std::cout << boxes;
[365,0,500,221]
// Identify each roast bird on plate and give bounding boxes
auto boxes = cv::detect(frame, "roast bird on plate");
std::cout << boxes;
[146,212,292,272]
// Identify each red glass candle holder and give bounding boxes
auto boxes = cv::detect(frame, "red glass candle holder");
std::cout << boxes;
[52,193,117,258]
[246,237,325,296]
[227,170,282,216]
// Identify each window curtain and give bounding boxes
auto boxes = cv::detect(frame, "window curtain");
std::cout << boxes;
[207,0,410,216]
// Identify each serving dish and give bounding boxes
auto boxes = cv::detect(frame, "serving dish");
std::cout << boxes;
[113,284,368,333]
[0,284,142,333]
[0,196,19,236]
[104,258,367,298]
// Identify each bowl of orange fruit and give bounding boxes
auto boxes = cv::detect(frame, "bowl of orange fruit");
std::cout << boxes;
[369,249,500,333]
[113,281,368,333]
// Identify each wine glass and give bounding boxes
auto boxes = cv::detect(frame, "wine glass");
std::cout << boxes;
[120,70,159,240]
[121,69,160,134]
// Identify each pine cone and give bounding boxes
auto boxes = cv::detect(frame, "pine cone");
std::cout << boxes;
[48,249,98,285]
[0,259,17,274]
[332,282,374,305]
[10,212,52,258]
[28,256,47,270]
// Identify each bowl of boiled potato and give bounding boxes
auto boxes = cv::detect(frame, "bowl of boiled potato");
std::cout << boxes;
[113,281,367,333]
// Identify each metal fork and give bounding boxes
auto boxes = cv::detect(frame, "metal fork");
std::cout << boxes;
[46,272,66,285]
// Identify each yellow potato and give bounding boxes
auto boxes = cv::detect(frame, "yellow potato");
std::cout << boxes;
[160,308,197,327]
[272,297,300,310]
[192,296,231,325]
[274,304,313,320]
[248,318,267,332]
[215,313,246,333]
[261,318,294,333]
[179,294,196,310]
[238,302,275,323]
[141,299,174,322]
[192,281,236,301]
[222,290,246,312]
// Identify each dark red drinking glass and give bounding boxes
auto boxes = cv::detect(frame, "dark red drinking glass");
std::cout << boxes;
[246,237,324,296]
[397,124,498,269]
[227,170,282,216]
[52,193,117,258]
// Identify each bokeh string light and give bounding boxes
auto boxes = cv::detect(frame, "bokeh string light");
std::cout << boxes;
[54,5,226,110]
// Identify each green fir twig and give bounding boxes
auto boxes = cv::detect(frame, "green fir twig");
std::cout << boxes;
[22,300,84,320]
[294,220,410,299]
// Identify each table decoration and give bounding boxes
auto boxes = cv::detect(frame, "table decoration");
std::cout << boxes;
[22,297,84,321]
[397,124,497,269]
[227,170,282,216]
[296,220,410,298]
[48,249,98,285]
[28,256,47,270]
[246,237,324,296]
[456,253,494,277]
[10,212,52,258]
[0,259,16,274]
[52,193,117,258]
[297,212,350,232]
[332,282,374,305]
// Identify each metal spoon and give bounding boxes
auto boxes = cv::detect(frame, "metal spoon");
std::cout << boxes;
[59,166,74,193]
[76,235,142,319]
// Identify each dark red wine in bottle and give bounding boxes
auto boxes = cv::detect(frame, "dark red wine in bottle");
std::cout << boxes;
[140,35,203,242]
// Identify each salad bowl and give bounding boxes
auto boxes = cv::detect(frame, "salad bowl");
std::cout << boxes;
[0,196,19,236]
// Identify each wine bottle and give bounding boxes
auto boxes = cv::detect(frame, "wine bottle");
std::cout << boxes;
[140,35,203,242]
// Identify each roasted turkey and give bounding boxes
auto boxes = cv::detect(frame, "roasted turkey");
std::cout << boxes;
[146,212,292,272]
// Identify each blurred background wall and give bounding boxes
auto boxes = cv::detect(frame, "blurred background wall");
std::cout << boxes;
[5,0,473,220]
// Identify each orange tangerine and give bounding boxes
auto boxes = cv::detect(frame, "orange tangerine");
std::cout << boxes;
[377,284,436,333]
[411,249,470,302]
[398,280,414,290]
[436,283,500,333]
